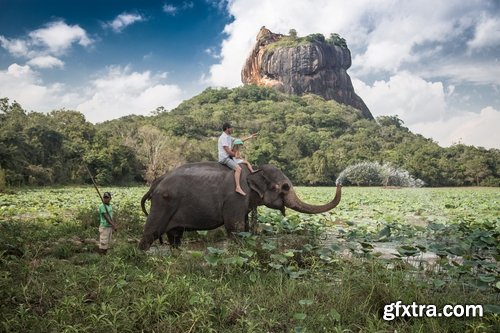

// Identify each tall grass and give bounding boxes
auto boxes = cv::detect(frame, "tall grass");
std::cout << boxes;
[1,187,498,332]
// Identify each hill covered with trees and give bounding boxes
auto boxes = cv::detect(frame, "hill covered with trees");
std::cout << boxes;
[1,85,498,188]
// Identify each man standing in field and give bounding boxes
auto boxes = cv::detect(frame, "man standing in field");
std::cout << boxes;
[98,192,117,255]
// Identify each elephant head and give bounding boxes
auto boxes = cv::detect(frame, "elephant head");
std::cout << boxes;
[247,164,341,215]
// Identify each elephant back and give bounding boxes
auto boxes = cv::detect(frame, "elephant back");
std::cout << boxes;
[159,162,248,197]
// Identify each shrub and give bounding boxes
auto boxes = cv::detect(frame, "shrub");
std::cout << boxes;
[480,176,500,187]
[26,165,54,186]
[337,162,424,187]
[327,33,347,48]
[305,33,326,43]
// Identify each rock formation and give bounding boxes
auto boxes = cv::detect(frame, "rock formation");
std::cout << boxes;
[242,27,373,120]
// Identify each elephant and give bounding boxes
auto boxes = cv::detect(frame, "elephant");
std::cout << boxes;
[138,162,342,250]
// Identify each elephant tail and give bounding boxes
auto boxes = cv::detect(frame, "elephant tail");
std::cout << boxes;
[141,174,167,216]
[141,190,152,216]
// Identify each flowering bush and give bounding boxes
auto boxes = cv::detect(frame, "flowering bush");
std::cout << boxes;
[337,162,424,187]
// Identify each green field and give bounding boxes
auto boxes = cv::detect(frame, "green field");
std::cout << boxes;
[1,186,499,332]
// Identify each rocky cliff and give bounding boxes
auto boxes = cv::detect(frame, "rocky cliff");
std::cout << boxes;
[242,27,373,120]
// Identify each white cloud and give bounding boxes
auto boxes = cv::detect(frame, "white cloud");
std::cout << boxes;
[422,61,500,86]
[0,36,31,57]
[163,2,194,15]
[206,0,229,11]
[1,20,93,62]
[353,73,500,149]
[0,63,81,111]
[2,63,34,78]
[0,63,182,123]
[76,65,183,122]
[467,16,500,51]
[205,0,496,86]
[204,47,221,59]
[163,3,178,15]
[105,13,145,33]
[27,55,64,69]
[352,73,447,125]
[411,107,500,149]
[29,20,93,54]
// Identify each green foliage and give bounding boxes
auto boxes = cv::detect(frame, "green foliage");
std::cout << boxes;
[0,186,499,332]
[0,99,91,185]
[327,33,348,48]
[1,86,499,187]
[304,33,326,43]
[263,36,310,51]
[264,30,347,51]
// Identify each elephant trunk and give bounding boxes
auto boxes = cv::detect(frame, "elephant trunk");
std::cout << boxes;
[284,184,342,214]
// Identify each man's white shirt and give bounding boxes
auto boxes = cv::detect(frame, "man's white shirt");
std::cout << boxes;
[218,132,233,162]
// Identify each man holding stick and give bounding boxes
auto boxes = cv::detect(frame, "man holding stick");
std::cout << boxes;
[98,191,117,255]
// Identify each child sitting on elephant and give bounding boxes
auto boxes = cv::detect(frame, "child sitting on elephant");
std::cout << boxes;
[218,122,257,196]
[232,138,255,173]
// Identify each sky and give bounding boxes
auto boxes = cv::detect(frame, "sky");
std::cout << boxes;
[0,0,499,149]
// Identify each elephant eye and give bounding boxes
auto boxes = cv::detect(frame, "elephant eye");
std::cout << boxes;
[281,183,290,191]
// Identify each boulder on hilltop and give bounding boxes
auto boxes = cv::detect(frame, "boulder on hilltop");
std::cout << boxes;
[241,27,373,120]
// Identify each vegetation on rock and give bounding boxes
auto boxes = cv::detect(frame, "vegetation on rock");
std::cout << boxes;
[265,31,347,52]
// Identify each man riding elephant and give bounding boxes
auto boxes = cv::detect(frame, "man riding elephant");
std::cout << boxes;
[217,122,257,196]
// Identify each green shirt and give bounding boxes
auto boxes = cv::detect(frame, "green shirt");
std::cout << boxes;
[99,203,113,227]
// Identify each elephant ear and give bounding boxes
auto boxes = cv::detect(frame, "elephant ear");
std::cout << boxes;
[247,169,267,198]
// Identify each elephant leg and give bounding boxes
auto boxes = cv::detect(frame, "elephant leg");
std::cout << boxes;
[244,213,249,232]
[139,198,177,251]
[249,208,258,233]
[167,228,184,248]
[222,196,248,237]
[223,212,247,237]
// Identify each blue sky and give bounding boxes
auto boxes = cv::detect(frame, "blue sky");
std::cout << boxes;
[0,0,499,149]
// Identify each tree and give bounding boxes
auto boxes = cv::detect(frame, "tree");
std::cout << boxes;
[127,125,187,183]
[1,85,498,187]
[133,125,168,182]
[377,115,406,129]
[327,33,347,47]
[461,149,491,186]
[305,33,326,43]
[0,99,30,185]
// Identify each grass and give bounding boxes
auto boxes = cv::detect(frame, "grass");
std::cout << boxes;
[0,186,499,332]
[264,36,312,52]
